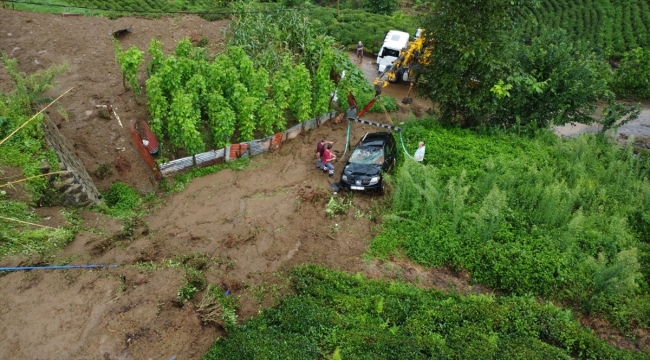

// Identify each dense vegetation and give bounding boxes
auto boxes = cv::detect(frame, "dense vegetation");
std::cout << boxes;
[307,6,418,53]
[518,0,650,58]
[225,3,398,112]
[131,4,398,157]
[374,121,650,330]
[0,54,78,259]
[6,0,235,19]
[204,265,648,359]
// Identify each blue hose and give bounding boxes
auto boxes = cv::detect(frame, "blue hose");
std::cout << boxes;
[0,264,117,271]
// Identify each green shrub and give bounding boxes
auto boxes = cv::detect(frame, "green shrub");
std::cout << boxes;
[611,47,650,99]
[203,265,645,359]
[373,121,650,328]
[102,182,141,213]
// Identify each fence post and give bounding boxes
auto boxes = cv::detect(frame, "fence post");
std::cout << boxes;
[224,145,231,162]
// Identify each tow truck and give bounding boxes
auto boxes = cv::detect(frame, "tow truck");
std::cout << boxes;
[373,28,429,104]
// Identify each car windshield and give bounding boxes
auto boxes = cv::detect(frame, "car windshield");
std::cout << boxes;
[349,146,384,165]
[381,48,400,58]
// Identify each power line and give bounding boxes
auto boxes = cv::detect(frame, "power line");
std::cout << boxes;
[2,0,289,15]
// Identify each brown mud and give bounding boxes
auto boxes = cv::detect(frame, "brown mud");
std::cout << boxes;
[0,9,648,359]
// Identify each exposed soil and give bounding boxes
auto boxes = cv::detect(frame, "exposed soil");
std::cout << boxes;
[0,9,229,194]
[0,9,648,359]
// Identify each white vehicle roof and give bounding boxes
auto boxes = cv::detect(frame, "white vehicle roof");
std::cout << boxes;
[382,30,410,50]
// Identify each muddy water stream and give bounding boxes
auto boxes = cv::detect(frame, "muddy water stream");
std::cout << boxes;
[347,51,650,142]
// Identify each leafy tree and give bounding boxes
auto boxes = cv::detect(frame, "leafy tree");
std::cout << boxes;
[206,90,236,149]
[168,90,204,155]
[491,29,609,128]
[145,75,168,139]
[417,0,532,127]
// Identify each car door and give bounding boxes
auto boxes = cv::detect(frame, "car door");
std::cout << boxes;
[383,139,394,171]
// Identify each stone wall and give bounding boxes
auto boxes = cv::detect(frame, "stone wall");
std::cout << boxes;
[41,116,101,206]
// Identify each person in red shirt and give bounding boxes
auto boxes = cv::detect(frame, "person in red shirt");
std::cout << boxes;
[315,138,333,170]
[322,143,337,177]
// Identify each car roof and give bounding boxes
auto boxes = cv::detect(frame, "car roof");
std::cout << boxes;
[360,132,392,147]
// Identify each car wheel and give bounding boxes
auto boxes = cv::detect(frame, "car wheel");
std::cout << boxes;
[379,181,386,195]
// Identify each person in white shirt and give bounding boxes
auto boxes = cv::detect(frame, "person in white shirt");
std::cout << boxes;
[414,141,425,162]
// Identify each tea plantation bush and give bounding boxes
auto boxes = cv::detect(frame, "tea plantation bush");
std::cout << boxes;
[518,0,650,58]
[203,265,648,359]
[306,7,418,54]
[610,47,650,99]
[373,121,650,329]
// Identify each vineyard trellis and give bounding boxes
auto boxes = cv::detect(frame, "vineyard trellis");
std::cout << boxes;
[141,39,337,157]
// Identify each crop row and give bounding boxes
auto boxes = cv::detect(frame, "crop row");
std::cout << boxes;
[204,265,647,359]
[64,0,223,12]
[519,0,650,57]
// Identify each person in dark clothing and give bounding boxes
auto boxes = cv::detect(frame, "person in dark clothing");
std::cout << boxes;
[315,138,333,169]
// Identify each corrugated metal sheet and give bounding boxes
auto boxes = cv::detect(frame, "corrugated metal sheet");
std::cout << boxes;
[196,149,225,167]
[156,113,334,177]
[303,118,318,130]
[284,123,302,141]
[159,157,194,177]
[248,137,272,156]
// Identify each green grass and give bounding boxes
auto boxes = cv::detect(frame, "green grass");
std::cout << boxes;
[373,119,650,330]
[203,265,649,359]
[2,0,103,16]
[5,0,242,19]
[0,199,76,259]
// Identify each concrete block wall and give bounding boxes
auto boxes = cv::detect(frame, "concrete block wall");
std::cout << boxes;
[41,116,101,206]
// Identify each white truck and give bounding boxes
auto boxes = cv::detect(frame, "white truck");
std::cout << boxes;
[376,30,410,74]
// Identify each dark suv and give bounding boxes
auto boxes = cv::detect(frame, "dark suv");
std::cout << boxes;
[340,132,397,193]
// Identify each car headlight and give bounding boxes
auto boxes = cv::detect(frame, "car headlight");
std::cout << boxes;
[342,175,348,182]
[369,176,380,185]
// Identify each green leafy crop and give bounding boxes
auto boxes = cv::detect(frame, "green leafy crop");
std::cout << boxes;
[203,265,645,359]
[374,121,650,330]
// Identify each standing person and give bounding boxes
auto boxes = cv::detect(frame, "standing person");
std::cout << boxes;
[323,143,337,177]
[414,141,425,162]
[357,41,364,63]
[315,138,333,169]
